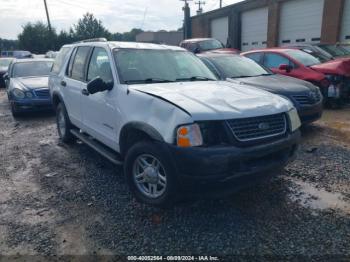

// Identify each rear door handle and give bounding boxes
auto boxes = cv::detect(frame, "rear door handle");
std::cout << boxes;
[82,89,89,96]
[60,80,67,87]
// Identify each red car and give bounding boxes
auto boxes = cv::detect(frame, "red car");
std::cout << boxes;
[180,38,239,54]
[242,48,350,106]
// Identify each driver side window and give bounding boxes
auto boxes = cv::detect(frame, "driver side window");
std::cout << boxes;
[264,53,292,69]
[87,47,113,83]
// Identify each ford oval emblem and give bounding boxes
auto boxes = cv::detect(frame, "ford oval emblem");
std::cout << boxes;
[258,122,270,130]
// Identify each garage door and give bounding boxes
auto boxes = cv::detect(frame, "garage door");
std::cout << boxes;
[279,0,324,45]
[241,7,268,52]
[211,17,229,46]
[340,0,350,42]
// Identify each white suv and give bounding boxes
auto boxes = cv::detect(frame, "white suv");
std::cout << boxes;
[49,39,301,207]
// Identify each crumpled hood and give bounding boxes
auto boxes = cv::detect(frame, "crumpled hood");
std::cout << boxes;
[228,74,319,95]
[130,81,292,121]
[16,76,49,90]
[311,59,350,77]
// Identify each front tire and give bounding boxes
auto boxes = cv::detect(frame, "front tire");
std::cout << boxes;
[56,103,76,144]
[124,141,178,207]
[10,103,21,118]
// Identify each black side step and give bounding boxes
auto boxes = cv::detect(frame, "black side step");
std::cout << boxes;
[70,129,123,165]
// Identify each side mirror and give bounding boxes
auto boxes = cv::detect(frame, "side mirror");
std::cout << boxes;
[3,73,9,80]
[194,47,200,54]
[279,64,292,73]
[87,77,113,95]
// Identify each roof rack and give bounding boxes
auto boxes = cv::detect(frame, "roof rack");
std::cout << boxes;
[73,38,108,44]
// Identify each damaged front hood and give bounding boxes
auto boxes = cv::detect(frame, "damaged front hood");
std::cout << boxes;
[131,81,292,121]
[311,59,350,77]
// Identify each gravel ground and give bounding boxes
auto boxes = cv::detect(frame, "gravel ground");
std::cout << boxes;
[0,88,350,259]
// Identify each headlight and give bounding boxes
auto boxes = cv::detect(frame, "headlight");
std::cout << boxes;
[287,108,301,132]
[12,88,25,99]
[25,91,33,98]
[176,123,203,147]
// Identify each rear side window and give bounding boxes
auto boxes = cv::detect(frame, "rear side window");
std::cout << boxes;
[70,46,91,81]
[245,52,263,63]
[263,53,291,68]
[52,47,70,74]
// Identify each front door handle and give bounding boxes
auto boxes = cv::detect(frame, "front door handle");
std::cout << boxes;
[81,89,89,96]
[60,80,67,87]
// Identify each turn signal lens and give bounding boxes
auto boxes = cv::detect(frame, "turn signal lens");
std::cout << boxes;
[177,124,203,148]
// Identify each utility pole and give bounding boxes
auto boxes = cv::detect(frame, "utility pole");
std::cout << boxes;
[180,0,193,39]
[220,0,222,8]
[195,1,205,15]
[43,0,52,33]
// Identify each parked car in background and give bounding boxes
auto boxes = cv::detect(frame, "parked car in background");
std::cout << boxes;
[339,43,350,53]
[49,40,300,207]
[199,53,323,124]
[180,38,239,54]
[242,48,349,107]
[45,51,58,59]
[6,59,54,117]
[0,57,14,88]
[285,43,350,60]
[1,50,33,59]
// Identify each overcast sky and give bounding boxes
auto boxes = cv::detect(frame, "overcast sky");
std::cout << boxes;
[0,0,244,39]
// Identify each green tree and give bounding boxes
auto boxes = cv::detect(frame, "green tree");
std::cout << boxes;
[18,22,56,53]
[71,13,111,41]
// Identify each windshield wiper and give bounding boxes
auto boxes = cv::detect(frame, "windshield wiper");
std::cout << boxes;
[231,73,272,79]
[124,78,175,84]
[176,76,216,82]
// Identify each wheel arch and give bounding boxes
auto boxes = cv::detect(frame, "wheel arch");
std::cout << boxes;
[119,122,165,158]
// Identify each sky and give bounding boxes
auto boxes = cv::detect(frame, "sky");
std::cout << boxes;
[0,0,244,39]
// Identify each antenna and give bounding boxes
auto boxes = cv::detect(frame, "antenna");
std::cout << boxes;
[195,1,205,14]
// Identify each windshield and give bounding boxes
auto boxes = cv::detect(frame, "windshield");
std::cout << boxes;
[0,58,13,68]
[318,44,350,57]
[284,49,321,66]
[209,55,270,78]
[114,49,217,84]
[13,61,53,77]
[199,39,224,51]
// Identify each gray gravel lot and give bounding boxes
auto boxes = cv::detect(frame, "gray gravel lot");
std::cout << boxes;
[0,88,349,258]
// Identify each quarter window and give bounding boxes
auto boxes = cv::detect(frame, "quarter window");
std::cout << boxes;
[52,47,70,74]
[87,48,113,83]
[70,46,91,81]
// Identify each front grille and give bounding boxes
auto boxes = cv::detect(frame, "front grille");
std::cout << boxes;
[34,89,50,98]
[227,113,287,142]
[293,93,321,106]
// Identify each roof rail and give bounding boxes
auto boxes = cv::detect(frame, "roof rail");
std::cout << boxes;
[73,38,108,44]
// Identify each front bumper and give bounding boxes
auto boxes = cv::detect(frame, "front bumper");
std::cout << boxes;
[298,101,323,124]
[11,98,53,112]
[168,131,300,192]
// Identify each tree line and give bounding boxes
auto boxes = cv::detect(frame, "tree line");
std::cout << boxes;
[1,13,144,54]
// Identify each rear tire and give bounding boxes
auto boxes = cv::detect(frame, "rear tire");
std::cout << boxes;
[56,103,76,144]
[124,141,178,208]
